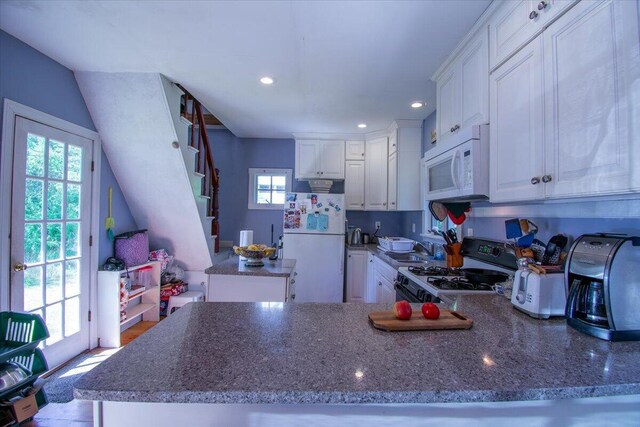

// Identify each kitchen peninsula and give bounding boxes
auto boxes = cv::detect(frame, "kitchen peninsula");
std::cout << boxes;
[75,297,640,426]
[205,257,296,302]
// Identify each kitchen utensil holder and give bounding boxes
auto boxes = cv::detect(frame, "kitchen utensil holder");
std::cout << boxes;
[446,243,463,268]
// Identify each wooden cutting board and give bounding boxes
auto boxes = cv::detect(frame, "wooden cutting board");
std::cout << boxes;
[368,309,473,331]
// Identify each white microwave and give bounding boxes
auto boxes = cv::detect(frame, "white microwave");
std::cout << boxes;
[423,125,489,202]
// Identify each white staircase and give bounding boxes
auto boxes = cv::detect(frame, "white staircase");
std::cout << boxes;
[75,72,217,270]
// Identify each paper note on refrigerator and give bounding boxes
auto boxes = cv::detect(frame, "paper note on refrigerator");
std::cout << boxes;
[307,214,318,230]
[317,214,328,231]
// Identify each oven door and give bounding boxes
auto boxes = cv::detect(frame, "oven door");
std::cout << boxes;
[395,282,420,303]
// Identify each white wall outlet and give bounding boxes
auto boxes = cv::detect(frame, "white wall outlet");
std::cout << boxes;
[467,228,474,237]
[412,223,416,233]
[375,221,381,229]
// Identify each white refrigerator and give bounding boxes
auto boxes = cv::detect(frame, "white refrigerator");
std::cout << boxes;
[282,193,345,303]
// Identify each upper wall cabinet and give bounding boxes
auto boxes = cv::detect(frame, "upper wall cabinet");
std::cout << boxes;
[434,29,489,143]
[364,136,388,210]
[345,140,365,160]
[345,160,365,210]
[387,123,422,211]
[295,139,345,179]
[490,0,640,202]
[489,0,578,71]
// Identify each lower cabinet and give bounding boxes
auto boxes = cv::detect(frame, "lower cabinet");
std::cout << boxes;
[346,250,367,302]
[208,272,294,302]
[366,252,377,303]
[371,255,397,304]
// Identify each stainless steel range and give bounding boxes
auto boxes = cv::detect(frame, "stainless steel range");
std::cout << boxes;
[396,238,517,304]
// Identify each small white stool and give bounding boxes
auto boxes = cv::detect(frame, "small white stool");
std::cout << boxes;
[167,291,205,315]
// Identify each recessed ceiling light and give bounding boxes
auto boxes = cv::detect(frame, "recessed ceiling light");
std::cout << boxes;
[260,76,274,85]
[411,101,424,108]
[357,123,367,128]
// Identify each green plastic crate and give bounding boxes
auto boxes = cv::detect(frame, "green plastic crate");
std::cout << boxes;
[0,349,48,400]
[0,312,49,364]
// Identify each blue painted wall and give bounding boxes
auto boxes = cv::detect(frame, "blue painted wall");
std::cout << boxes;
[0,30,136,264]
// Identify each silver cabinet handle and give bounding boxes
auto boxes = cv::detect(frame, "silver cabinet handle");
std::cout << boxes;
[378,282,382,287]
[451,124,460,132]
[383,202,387,206]
[450,126,455,133]
[348,255,351,258]
[529,10,538,19]
[542,174,553,183]
[538,1,547,10]
[320,171,324,175]
[391,202,395,205]
[531,177,541,185]
[369,259,373,263]
[360,203,364,207]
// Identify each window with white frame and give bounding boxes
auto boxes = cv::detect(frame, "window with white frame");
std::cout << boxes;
[248,168,292,210]
[421,209,455,238]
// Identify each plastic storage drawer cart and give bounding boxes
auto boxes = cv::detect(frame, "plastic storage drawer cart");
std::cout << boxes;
[0,312,50,425]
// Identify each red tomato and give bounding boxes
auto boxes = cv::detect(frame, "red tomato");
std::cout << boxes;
[393,301,412,320]
[421,303,440,320]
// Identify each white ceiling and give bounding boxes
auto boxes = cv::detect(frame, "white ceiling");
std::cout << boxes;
[0,0,491,138]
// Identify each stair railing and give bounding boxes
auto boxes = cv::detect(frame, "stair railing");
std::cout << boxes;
[179,88,220,253]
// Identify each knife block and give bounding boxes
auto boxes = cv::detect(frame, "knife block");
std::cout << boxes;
[446,243,463,268]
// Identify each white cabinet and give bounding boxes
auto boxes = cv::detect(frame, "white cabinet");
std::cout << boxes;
[490,38,545,202]
[387,123,422,211]
[490,0,640,202]
[364,136,388,210]
[97,261,161,348]
[435,29,489,142]
[346,250,367,302]
[208,271,295,302]
[295,139,345,179]
[345,161,365,210]
[388,132,398,155]
[489,0,578,70]
[366,252,376,303]
[373,256,397,304]
[387,152,397,210]
[345,140,365,160]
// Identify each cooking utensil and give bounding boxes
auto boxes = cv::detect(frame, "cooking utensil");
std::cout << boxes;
[429,201,448,222]
[530,239,547,262]
[542,235,568,265]
[440,231,451,245]
[105,186,115,241]
[447,228,458,244]
[461,268,510,285]
[368,309,473,331]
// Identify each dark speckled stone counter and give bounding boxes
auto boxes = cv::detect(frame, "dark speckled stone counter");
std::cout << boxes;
[74,297,640,404]
[205,256,295,277]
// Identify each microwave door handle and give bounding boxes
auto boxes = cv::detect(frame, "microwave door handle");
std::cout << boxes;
[450,149,461,189]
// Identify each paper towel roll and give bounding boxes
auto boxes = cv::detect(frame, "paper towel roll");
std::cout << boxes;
[239,230,253,261]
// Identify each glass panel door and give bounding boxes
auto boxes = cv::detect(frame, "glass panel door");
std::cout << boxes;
[11,116,92,367]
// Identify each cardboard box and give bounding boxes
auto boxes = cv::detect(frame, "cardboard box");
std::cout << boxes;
[8,393,38,423]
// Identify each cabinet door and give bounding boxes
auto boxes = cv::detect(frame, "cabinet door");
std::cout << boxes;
[345,140,365,160]
[387,152,397,211]
[388,131,398,155]
[490,0,542,71]
[319,140,345,179]
[377,274,396,304]
[543,0,640,197]
[436,66,459,142]
[366,252,376,303]
[365,137,388,210]
[490,38,545,202]
[460,31,489,128]
[346,251,367,302]
[345,161,365,210]
[295,140,319,179]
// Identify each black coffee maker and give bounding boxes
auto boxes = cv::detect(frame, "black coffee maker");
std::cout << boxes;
[566,234,640,341]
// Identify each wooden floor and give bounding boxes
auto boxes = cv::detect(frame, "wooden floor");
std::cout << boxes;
[23,321,158,427]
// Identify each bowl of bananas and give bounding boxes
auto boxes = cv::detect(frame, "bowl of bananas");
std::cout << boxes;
[233,244,276,267]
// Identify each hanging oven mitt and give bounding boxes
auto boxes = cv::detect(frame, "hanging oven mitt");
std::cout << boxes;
[443,202,471,225]
[428,201,448,222]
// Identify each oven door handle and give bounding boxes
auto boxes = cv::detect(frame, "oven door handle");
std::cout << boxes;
[395,283,419,303]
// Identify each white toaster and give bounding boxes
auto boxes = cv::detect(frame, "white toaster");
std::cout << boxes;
[511,269,567,319]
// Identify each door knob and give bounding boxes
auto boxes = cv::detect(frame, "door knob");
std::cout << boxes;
[542,174,553,183]
[13,263,28,272]
[531,177,541,185]
[537,1,548,10]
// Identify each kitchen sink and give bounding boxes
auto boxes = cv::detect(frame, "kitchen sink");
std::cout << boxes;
[384,253,430,263]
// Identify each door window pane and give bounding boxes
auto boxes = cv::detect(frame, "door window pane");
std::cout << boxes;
[65,260,80,297]
[47,182,63,220]
[65,222,80,258]
[46,262,63,304]
[66,184,80,219]
[45,302,63,345]
[48,140,65,179]
[24,266,43,311]
[24,224,43,264]
[65,297,80,336]
[25,179,44,220]
[46,224,62,261]
[26,134,45,177]
[67,145,82,182]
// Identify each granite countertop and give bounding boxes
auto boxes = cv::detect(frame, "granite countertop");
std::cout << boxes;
[74,297,640,404]
[205,256,296,277]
